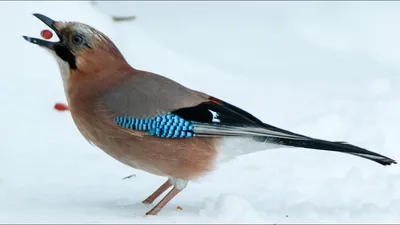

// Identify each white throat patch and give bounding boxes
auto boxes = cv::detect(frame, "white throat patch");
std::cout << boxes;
[46,49,70,94]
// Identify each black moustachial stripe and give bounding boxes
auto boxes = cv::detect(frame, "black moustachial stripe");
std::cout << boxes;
[54,45,77,70]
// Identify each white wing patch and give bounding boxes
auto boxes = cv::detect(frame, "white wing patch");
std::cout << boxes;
[208,110,221,123]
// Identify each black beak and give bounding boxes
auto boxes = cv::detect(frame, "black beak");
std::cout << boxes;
[22,13,62,49]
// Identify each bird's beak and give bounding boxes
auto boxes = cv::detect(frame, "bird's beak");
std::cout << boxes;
[22,13,62,50]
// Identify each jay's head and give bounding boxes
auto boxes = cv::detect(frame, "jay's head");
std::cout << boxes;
[23,14,128,82]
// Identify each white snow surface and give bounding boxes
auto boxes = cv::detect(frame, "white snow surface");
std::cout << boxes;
[1,1,400,223]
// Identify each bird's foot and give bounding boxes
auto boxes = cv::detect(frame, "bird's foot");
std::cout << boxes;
[142,199,153,205]
[145,207,161,216]
[144,187,182,216]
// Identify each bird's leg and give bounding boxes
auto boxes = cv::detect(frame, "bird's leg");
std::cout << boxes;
[142,179,172,204]
[145,178,187,216]
[145,187,182,215]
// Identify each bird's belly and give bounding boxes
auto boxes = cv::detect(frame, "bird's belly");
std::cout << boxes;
[100,143,167,176]
[70,114,148,173]
[101,135,219,179]
[73,114,219,179]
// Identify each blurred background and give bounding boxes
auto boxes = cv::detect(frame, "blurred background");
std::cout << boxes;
[0,1,400,223]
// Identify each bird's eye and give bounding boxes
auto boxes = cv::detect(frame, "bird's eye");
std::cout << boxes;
[71,34,84,46]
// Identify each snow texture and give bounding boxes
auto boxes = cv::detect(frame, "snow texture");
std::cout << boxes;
[1,1,400,223]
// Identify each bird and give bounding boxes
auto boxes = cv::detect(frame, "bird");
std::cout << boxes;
[23,13,397,216]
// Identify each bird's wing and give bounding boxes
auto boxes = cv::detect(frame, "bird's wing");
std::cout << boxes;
[99,72,397,165]
[100,71,209,119]
[99,71,309,140]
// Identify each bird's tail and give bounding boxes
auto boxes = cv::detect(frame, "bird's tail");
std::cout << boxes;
[259,136,397,166]
[192,122,397,166]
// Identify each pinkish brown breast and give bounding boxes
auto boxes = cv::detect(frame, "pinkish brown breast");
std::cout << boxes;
[68,98,218,180]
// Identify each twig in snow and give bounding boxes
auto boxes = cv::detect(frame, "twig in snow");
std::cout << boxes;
[122,174,136,180]
[112,16,136,22]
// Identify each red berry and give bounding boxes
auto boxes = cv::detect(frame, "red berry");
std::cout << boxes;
[40,29,53,40]
[54,103,69,111]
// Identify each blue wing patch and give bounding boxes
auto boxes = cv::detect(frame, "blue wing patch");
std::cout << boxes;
[115,114,196,138]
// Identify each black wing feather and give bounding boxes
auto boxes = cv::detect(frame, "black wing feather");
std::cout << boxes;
[173,96,308,137]
[172,96,269,125]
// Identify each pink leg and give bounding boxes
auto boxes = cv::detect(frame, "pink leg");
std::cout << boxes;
[145,187,182,216]
[142,180,172,204]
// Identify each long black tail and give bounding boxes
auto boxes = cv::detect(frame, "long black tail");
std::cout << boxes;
[263,137,397,166]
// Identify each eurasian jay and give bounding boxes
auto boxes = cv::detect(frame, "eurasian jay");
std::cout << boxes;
[23,14,397,216]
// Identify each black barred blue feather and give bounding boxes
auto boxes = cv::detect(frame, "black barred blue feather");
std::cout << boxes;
[115,114,196,138]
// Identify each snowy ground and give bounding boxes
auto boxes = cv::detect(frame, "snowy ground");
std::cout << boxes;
[1,1,400,223]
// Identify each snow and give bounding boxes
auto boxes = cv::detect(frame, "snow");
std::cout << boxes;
[1,1,400,223]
